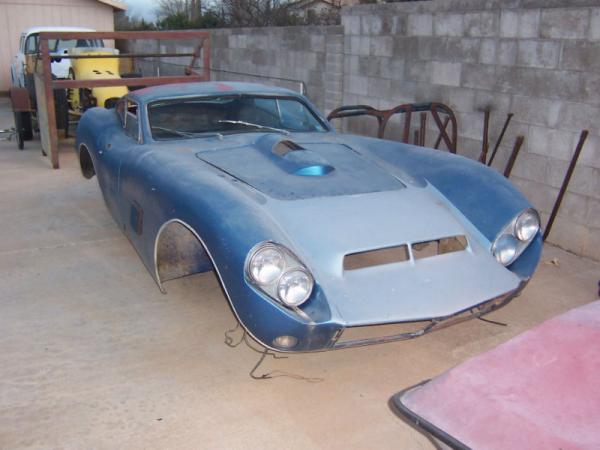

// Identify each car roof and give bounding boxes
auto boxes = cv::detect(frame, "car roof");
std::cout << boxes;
[22,26,96,37]
[129,82,302,104]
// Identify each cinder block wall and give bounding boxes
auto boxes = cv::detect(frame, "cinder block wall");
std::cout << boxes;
[341,0,600,260]
[130,26,343,112]
[211,27,345,112]
[129,0,600,261]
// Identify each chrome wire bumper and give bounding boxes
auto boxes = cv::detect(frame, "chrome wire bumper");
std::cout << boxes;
[331,282,525,350]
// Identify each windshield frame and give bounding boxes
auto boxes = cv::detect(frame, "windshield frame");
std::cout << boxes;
[145,93,331,142]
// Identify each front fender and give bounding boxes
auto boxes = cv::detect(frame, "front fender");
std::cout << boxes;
[350,136,541,279]
[127,150,340,351]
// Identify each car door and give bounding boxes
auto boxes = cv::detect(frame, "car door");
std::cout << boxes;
[90,98,141,227]
[113,99,155,248]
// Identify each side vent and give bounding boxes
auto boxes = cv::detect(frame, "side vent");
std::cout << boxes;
[272,140,304,156]
[344,245,410,270]
[412,235,468,260]
[130,202,144,235]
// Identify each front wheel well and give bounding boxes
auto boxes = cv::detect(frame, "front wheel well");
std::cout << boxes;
[79,143,95,179]
[154,219,214,286]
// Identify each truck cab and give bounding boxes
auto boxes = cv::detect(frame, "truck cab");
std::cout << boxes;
[10,26,102,88]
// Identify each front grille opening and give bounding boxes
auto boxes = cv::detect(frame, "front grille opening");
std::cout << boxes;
[412,235,468,260]
[344,245,409,270]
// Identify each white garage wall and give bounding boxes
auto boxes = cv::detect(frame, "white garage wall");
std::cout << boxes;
[0,0,117,92]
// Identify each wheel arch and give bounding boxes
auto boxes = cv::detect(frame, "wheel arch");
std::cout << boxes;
[153,218,216,290]
[79,142,95,179]
[152,218,273,349]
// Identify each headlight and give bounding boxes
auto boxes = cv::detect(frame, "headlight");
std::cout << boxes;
[248,246,285,285]
[246,242,314,309]
[277,269,313,307]
[514,209,540,241]
[491,208,540,266]
[492,234,518,266]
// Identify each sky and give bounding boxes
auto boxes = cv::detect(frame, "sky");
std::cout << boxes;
[122,0,158,21]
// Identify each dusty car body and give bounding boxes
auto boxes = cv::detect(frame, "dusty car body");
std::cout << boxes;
[76,82,542,352]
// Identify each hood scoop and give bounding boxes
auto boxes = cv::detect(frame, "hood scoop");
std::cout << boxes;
[272,140,335,177]
[195,134,404,200]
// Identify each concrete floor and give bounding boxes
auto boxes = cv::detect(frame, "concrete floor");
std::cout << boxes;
[1,98,598,449]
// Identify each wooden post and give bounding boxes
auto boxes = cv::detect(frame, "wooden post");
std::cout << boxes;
[40,37,59,169]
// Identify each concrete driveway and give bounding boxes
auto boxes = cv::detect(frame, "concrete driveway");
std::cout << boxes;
[1,98,598,449]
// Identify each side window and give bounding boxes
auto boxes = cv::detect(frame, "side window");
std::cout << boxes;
[116,99,126,126]
[19,36,24,53]
[124,100,140,142]
[25,34,38,54]
[279,99,325,132]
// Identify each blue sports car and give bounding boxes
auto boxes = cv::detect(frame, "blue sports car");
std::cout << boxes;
[76,82,542,352]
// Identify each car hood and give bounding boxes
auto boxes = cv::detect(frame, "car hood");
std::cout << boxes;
[195,133,405,200]
[262,186,521,326]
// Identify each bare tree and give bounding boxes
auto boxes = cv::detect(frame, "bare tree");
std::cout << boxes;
[221,0,305,27]
[156,0,202,21]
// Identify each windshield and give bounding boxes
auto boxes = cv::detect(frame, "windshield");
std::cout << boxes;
[148,95,327,140]
[24,35,104,54]
[52,38,104,52]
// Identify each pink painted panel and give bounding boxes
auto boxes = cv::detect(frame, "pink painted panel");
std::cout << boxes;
[401,301,600,449]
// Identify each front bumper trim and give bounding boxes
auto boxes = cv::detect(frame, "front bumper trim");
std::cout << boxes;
[331,281,525,350]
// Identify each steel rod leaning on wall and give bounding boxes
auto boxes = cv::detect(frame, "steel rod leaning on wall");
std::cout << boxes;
[488,113,514,167]
[478,108,490,164]
[543,130,589,241]
[503,135,524,179]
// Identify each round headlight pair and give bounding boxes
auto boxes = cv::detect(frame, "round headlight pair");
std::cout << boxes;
[492,208,540,266]
[248,244,313,307]
[514,209,540,241]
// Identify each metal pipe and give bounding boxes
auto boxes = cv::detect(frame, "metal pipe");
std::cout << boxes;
[419,112,426,147]
[53,75,207,89]
[209,68,307,95]
[430,104,457,153]
[402,108,412,144]
[488,113,514,167]
[503,135,524,179]
[543,130,589,241]
[51,52,195,60]
[478,108,490,164]
[434,116,449,149]
[39,30,211,40]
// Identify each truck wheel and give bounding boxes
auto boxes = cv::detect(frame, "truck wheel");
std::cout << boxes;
[55,88,68,131]
[13,112,24,150]
[13,111,33,148]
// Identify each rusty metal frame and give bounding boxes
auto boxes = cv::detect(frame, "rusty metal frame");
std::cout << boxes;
[327,102,458,153]
[37,30,211,169]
